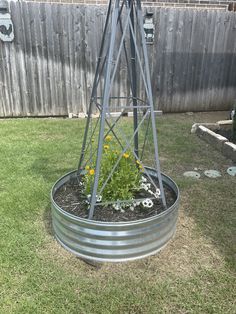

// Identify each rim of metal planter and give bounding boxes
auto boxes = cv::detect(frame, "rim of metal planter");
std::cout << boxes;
[51,167,179,224]
[51,168,180,262]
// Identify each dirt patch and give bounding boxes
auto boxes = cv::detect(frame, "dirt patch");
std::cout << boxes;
[89,197,225,281]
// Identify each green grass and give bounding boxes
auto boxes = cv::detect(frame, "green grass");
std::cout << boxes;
[0,113,235,313]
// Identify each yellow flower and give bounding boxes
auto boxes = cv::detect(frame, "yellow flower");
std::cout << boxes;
[89,169,95,175]
[85,165,90,170]
[105,135,112,141]
[136,160,141,165]
[123,153,130,159]
[104,145,109,150]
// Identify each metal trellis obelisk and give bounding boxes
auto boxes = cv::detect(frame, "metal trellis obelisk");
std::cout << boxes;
[77,0,166,219]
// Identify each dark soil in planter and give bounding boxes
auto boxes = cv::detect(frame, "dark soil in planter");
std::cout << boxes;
[216,129,236,144]
[54,176,177,222]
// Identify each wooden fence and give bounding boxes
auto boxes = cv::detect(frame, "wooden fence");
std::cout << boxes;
[0,2,236,117]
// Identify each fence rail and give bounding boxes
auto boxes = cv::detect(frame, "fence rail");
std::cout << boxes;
[0,2,236,117]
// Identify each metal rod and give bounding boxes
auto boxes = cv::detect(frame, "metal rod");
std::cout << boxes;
[80,114,100,164]
[104,105,149,109]
[98,110,149,196]
[104,109,159,192]
[95,96,149,104]
[140,112,151,161]
[128,18,150,100]
[108,8,131,97]
[118,7,134,97]
[92,0,126,99]
[95,96,131,99]
[92,0,126,96]
[81,109,126,170]
[80,95,135,168]
[129,0,139,159]
[96,102,124,149]
[104,119,124,149]
[104,115,160,193]
[136,0,166,208]
[88,0,120,219]
[77,0,112,174]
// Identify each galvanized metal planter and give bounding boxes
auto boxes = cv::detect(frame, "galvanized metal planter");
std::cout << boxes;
[51,168,179,262]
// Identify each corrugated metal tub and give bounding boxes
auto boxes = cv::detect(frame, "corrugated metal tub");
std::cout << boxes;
[51,168,179,262]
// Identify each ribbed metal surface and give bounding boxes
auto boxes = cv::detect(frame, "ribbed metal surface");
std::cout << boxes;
[51,168,179,262]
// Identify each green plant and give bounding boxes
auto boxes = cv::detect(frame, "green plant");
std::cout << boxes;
[83,136,142,202]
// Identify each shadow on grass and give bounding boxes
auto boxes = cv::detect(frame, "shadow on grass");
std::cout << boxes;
[31,157,73,182]
[31,158,73,238]
[43,203,54,237]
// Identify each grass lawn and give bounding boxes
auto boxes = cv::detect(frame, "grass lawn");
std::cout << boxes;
[0,112,235,313]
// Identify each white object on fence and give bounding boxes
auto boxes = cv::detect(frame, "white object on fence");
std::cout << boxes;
[0,0,14,42]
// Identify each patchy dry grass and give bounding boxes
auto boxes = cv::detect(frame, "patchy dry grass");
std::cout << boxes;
[0,112,235,313]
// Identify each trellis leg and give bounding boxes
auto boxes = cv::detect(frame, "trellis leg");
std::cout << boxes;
[129,0,139,158]
[136,0,166,208]
[88,0,120,219]
[77,1,112,174]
